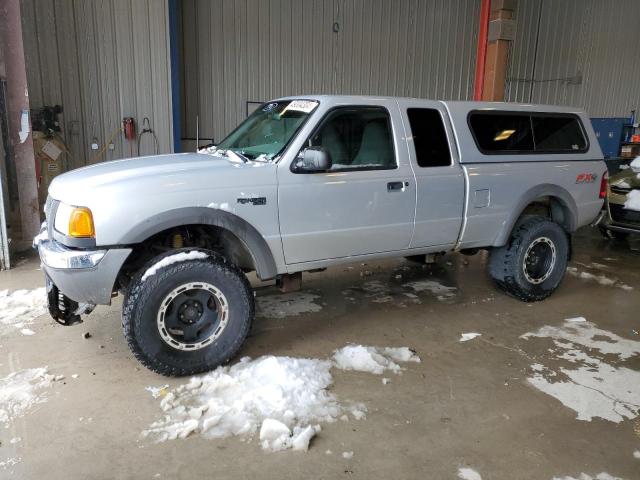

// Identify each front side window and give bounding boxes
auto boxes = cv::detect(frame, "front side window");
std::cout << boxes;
[469,113,534,153]
[407,108,451,167]
[214,99,319,160]
[307,107,396,170]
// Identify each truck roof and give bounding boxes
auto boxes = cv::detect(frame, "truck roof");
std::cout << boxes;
[273,94,587,115]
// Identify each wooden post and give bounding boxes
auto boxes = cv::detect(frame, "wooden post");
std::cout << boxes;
[482,0,516,101]
[0,0,40,243]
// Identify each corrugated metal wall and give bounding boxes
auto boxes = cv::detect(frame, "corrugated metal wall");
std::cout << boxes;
[507,0,640,117]
[180,0,480,145]
[20,0,174,169]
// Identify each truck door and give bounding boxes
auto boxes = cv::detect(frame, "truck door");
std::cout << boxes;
[277,101,416,264]
[396,100,465,249]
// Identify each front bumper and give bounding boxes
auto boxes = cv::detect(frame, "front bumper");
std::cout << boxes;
[37,238,131,305]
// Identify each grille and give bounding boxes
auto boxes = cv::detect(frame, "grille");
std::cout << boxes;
[610,203,640,225]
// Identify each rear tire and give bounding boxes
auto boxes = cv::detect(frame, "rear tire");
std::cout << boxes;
[122,249,254,376]
[489,216,569,302]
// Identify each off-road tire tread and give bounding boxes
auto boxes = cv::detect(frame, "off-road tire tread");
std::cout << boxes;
[122,250,254,376]
[489,216,568,302]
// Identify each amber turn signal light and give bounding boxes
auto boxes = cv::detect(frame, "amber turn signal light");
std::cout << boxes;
[68,207,95,238]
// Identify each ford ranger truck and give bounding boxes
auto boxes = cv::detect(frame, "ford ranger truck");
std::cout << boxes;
[35,96,606,376]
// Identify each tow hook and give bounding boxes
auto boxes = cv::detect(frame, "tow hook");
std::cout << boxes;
[45,276,94,326]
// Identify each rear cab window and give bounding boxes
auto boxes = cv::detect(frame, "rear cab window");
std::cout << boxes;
[468,111,588,154]
[407,108,452,167]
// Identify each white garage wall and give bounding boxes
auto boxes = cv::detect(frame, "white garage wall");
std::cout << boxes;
[180,0,481,145]
[507,0,640,117]
[20,0,174,169]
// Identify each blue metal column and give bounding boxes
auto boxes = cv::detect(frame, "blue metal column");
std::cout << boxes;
[168,0,181,153]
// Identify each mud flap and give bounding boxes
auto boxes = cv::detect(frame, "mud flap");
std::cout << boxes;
[45,275,83,326]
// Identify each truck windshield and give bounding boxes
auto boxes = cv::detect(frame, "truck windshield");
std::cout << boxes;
[213,100,319,161]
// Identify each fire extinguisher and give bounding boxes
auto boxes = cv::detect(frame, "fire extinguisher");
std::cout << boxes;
[123,117,136,140]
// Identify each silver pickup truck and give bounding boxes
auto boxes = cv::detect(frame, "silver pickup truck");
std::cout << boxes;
[35,95,606,376]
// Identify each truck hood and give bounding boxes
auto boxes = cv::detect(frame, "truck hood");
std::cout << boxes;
[49,152,274,204]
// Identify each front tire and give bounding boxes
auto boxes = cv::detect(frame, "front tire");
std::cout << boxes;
[489,217,569,302]
[122,249,254,376]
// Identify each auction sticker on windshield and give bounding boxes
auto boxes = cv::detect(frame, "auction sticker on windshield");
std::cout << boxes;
[281,100,318,114]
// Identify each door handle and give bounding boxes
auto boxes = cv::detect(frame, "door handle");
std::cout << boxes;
[387,181,406,192]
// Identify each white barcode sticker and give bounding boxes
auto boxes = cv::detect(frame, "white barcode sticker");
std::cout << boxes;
[284,100,318,113]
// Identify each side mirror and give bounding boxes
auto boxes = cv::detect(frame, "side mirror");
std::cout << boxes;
[296,147,332,172]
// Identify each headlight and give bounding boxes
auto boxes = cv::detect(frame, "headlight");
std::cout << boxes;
[54,204,95,238]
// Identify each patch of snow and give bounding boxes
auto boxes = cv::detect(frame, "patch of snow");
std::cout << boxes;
[71,374,79,379]
[141,251,209,281]
[20,328,35,336]
[623,189,640,211]
[145,385,170,399]
[257,292,322,319]
[142,355,347,450]
[633,450,640,459]
[9,437,21,444]
[460,333,481,342]
[0,457,20,469]
[382,378,390,385]
[0,288,47,335]
[522,319,640,423]
[458,467,482,480]
[552,474,623,480]
[259,419,320,451]
[342,451,354,459]
[566,317,587,323]
[0,368,55,424]
[332,345,420,375]
[404,280,457,301]
[566,267,632,291]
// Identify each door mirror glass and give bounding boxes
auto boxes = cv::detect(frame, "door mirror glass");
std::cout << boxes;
[296,147,332,172]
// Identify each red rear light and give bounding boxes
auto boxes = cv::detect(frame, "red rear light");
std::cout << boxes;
[599,171,608,199]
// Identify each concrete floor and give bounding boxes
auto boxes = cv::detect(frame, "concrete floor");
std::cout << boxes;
[0,227,639,480]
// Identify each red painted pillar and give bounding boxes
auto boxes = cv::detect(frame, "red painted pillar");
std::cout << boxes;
[473,0,491,101]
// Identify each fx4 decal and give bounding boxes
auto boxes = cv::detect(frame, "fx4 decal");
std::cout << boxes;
[575,173,597,184]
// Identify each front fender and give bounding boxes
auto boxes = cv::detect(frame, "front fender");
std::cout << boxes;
[119,207,278,280]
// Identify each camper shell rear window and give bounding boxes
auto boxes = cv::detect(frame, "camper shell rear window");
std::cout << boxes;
[468,111,588,154]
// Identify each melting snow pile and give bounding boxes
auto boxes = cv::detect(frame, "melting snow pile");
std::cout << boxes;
[0,368,54,424]
[521,319,640,423]
[141,251,209,281]
[257,292,322,319]
[332,345,420,374]
[143,356,343,450]
[624,190,640,212]
[144,346,420,450]
[458,467,482,480]
[566,267,632,291]
[0,288,47,335]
